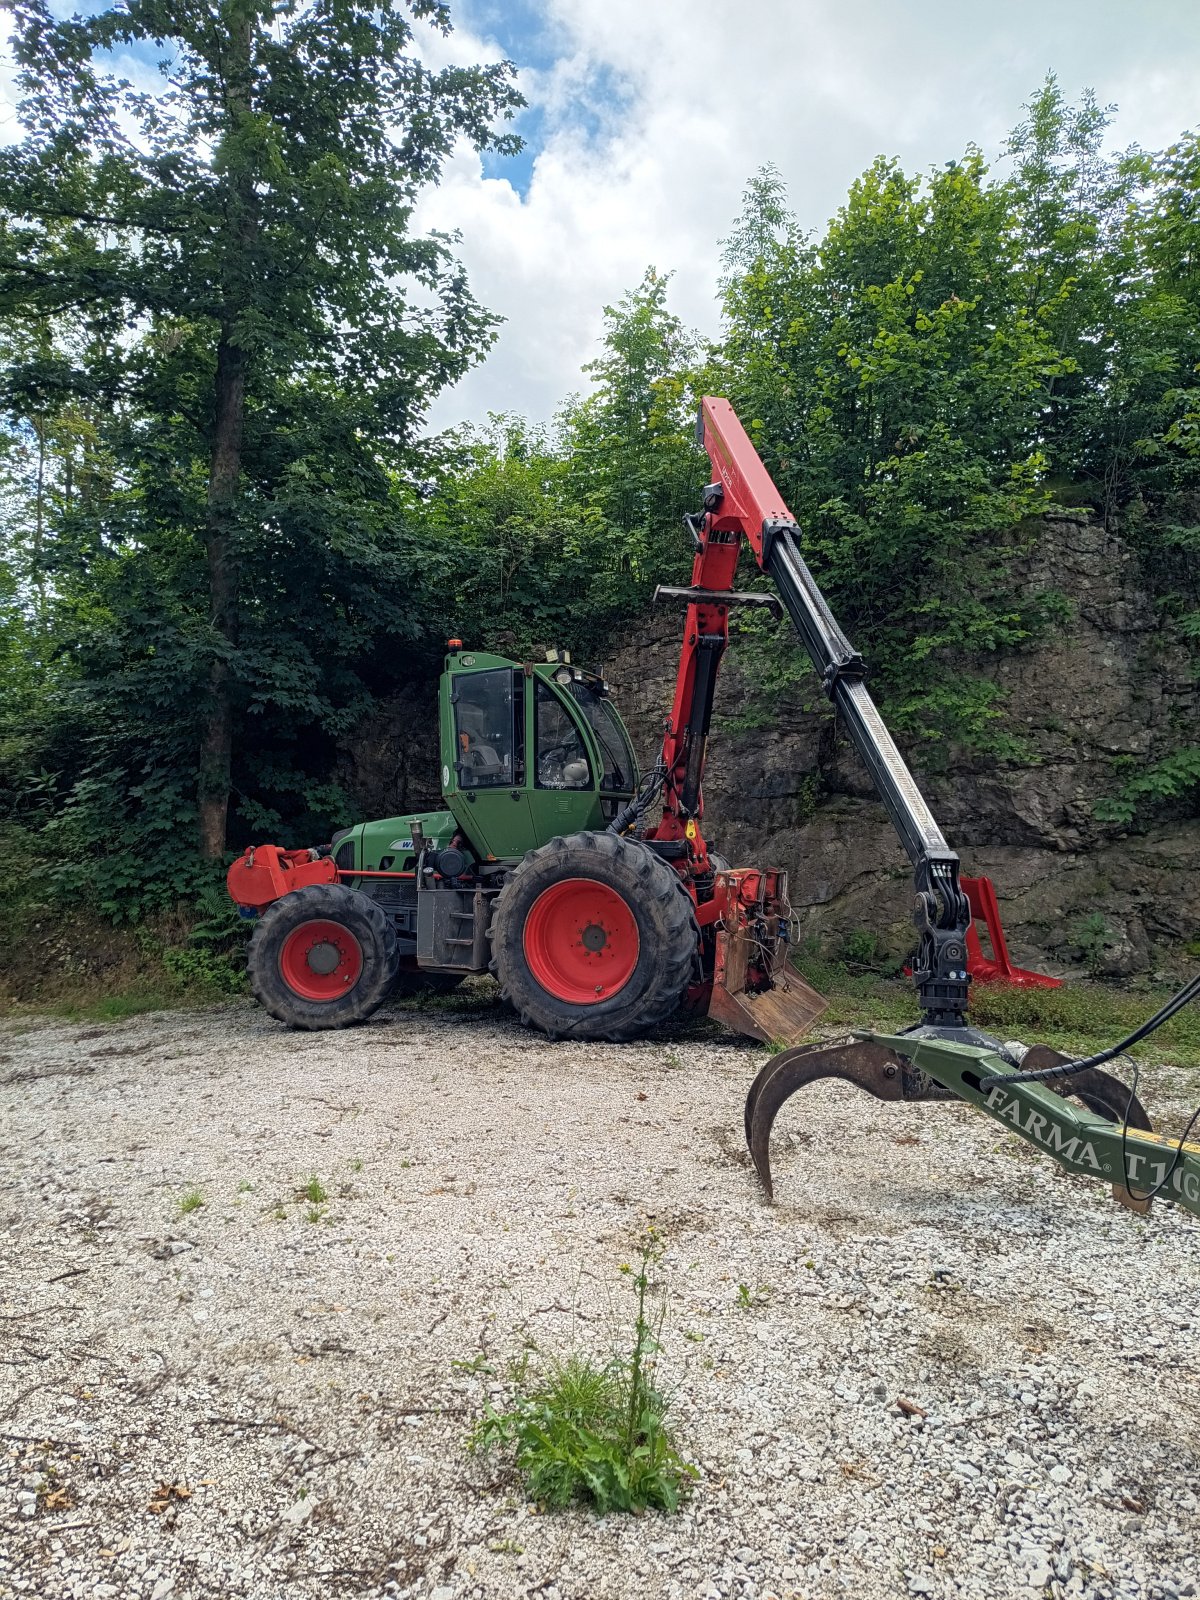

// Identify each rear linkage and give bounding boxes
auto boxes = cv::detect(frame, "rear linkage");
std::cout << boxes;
[685,399,1199,1221]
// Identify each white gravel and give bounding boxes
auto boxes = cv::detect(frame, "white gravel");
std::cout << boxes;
[1,993,1198,1600]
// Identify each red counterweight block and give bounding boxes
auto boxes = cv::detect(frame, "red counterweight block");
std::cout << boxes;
[226,844,338,911]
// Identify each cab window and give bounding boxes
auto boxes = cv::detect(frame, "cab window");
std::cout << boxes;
[567,681,635,792]
[535,681,591,790]
[454,669,520,789]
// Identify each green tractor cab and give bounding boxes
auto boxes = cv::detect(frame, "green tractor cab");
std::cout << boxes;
[322,648,638,883]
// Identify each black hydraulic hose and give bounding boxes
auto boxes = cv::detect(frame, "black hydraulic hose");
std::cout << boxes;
[979,970,1200,1089]
[607,759,666,836]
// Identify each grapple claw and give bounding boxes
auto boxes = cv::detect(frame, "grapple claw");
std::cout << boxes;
[744,1038,909,1199]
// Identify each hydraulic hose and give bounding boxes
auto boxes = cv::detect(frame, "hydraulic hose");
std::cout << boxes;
[979,970,1200,1089]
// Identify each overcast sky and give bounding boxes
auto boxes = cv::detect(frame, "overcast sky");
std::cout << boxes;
[416,0,1200,431]
[3,2,1198,432]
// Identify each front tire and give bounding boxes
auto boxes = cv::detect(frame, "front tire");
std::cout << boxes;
[489,832,698,1042]
[247,883,399,1030]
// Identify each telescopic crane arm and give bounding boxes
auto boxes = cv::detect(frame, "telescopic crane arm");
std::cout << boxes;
[662,397,972,1029]
[646,397,1200,1218]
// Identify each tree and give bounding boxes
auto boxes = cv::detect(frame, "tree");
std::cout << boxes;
[1004,75,1141,512]
[0,0,522,857]
[559,268,706,594]
[718,152,1066,748]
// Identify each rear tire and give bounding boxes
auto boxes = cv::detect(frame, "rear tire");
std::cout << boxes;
[489,831,698,1042]
[248,883,399,1030]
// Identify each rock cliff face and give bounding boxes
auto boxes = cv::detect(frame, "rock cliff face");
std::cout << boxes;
[341,514,1199,978]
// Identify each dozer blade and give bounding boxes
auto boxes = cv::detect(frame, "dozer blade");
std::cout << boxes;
[701,863,828,1045]
[708,971,827,1045]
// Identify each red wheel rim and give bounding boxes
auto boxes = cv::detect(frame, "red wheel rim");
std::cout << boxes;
[279,919,363,1002]
[523,878,640,1004]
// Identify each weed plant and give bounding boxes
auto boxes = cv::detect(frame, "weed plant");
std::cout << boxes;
[470,1231,696,1514]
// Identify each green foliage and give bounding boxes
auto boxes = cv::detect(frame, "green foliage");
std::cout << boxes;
[719,143,1068,747]
[839,929,882,967]
[1094,747,1200,825]
[416,270,706,664]
[735,1282,771,1311]
[706,84,1200,800]
[471,1232,696,1515]
[178,1188,204,1216]
[1,0,522,890]
[1070,912,1115,974]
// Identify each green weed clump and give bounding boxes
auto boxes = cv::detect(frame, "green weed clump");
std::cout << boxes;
[470,1233,696,1515]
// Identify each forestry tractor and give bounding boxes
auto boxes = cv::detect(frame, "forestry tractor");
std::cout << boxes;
[228,398,1200,1219]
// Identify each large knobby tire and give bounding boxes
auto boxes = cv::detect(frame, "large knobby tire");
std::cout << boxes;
[247,883,399,1031]
[489,831,698,1042]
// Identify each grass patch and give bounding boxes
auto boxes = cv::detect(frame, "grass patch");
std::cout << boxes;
[178,1187,204,1216]
[793,955,1200,1070]
[470,1232,696,1515]
[0,874,246,1020]
[302,1176,328,1205]
[51,988,192,1023]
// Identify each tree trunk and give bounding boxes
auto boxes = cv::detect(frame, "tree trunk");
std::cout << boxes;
[197,7,255,861]
[198,334,246,859]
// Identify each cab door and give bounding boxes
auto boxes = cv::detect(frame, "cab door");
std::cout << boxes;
[526,677,604,845]
[443,666,534,859]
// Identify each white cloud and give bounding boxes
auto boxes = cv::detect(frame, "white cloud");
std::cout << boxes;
[5,2,1197,435]
[418,0,1200,430]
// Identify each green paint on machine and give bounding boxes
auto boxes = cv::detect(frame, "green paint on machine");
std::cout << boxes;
[869,1033,1200,1218]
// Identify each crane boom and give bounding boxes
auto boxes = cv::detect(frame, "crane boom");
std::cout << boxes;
[657,397,973,1029]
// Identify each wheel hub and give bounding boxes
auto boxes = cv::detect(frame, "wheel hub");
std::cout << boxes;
[523,878,640,1004]
[279,919,364,1002]
[306,941,341,975]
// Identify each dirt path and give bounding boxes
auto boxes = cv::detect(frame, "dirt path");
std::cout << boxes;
[1,995,1197,1600]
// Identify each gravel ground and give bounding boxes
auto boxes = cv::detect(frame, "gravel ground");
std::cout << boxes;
[1,993,1198,1600]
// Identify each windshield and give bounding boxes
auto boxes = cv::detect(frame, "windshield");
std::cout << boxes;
[567,680,636,793]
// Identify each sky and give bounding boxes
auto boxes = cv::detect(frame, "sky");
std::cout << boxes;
[3,1,1199,432]
[417,0,1200,430]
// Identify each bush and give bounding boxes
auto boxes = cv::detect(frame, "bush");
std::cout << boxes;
[470,1233,696,1514]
